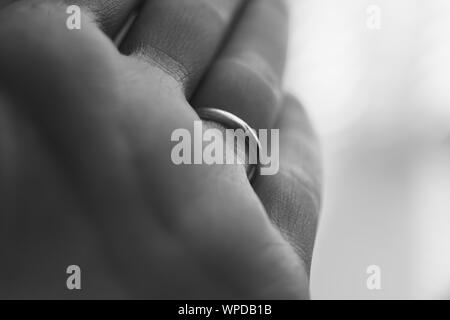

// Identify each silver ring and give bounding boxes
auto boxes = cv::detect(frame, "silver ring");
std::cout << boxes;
[196,108,260,183]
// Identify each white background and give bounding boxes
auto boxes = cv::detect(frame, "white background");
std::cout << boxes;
[286,0,450,299]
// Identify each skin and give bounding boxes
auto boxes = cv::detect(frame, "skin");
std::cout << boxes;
[0,0,321,299]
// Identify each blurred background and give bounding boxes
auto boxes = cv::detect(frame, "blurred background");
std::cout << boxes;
[285,0,450,299]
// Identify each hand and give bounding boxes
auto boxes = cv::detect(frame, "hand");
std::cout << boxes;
[0,0,321,299]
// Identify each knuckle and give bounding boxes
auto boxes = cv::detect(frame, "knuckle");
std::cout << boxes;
[227,55,283,123]
[200,55,283,128]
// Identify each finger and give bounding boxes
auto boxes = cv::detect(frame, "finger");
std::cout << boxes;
[254,94,322,273]
[119,0,245,97]
[191,0,289,129]
[0,0,142,37]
